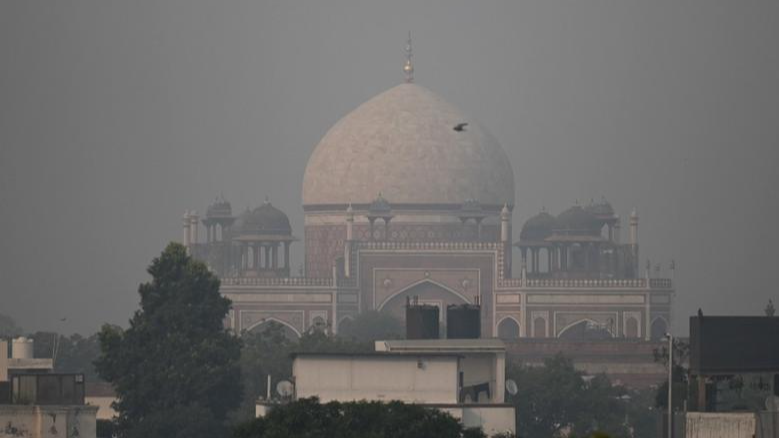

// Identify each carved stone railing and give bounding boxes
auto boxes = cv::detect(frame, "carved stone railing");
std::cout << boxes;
[648,278,673,289]
[356,241,502,251]
[500,278,524,288]
[337,277,358,288]
[499,277,674,289]
[221,276,333,287]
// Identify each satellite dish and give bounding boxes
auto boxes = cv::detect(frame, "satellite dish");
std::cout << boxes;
[765,395,779,411]
[276,380,294,398]
[505,379,518,396]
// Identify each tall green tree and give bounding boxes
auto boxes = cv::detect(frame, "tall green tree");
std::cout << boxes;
[31,332,102,381]
[653,338,690,410]
[95,243,242,438]
[506,354,646,438]
[232,322,295,422]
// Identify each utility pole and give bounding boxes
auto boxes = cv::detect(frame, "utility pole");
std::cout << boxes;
[666,332,673,438]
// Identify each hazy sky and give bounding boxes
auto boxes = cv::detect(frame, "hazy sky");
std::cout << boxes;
[1,1,777,335]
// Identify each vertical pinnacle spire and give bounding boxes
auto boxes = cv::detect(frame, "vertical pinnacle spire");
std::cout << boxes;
[404,31,414,83]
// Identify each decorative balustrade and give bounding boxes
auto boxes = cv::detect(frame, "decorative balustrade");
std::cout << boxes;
[498,277,674,289]
[356,241,502,251]
[337,277,358,288]
[501,278,524,288]
[221,276,333,287]
[648,278,673,289]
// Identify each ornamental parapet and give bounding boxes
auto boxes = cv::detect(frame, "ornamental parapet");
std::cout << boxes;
[337,277,358,288]
[498,277,674,289]
[648,278,673,289]
[221,276,333,287]
[500,278,523,288]
[356,241,501,251]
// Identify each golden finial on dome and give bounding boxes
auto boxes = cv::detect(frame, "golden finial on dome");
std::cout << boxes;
[404,31,414,83]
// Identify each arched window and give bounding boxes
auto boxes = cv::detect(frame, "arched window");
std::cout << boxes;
[625,317,639,338]
[558,320,612,340]
[651,318,668,341]
[533,318,547,338]
[245,320,300,340]
[311,316,327,333]
[498,318,520,339]
[337,317,354,335]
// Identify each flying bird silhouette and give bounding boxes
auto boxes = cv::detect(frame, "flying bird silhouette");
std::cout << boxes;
[453,122,468,132]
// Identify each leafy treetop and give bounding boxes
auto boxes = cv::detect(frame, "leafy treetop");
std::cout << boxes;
[95,243,242,438]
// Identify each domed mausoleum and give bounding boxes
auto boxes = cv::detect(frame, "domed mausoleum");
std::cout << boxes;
[302,82,515,276]
[181,39,675,378]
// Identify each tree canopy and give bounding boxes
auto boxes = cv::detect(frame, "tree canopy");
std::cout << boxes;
[336,310,403,342]
[30,331,102,381]
[506,354,655,438]
[95,243,242,438]
[233,323,373,422]
[233,397,489,438]
[0,313,22,339]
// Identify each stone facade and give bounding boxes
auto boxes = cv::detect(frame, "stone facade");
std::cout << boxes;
[182,78,675,387]
[203,236,673,347]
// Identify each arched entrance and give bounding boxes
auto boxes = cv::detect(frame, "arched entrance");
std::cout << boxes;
[379,280,470,330]
[245,319,301,341]
[337,316,354,335]
[497,317,520,339]
[558,319,613,340]
[651,317,668,340]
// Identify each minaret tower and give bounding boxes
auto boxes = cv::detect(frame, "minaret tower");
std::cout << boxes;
[501,203,512,278]
[344,204,354,277]
[630,208,639,277]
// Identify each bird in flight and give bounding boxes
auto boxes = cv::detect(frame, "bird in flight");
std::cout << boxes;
[453,122,468,132]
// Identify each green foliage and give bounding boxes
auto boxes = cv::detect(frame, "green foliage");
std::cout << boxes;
[0,313,22,339]
[337,311,403,342]
[506,354,655,438]
[232,324,373,423]
[30,332,102,381]
[232,322,295,421]
[95,243,242,438]
[233,397,481,438]
[653,338,689,410]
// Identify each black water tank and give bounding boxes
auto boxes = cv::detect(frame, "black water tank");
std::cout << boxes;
[447,304,481,339]
[406,305,440,340]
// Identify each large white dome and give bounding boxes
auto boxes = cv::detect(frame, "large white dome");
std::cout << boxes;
[302,83,515,208]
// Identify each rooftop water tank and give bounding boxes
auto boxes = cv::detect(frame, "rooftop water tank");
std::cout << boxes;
[11,337,34,359]
[406,303,440,340]
[446,304,481,339]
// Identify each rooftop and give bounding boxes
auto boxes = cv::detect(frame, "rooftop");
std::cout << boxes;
[375,338,506,353]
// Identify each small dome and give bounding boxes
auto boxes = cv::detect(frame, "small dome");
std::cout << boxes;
[368,193,392,214]
[585,197,615,218]
[206,194,232,218]
[460,199,483,213]
[520,211,557,241]
[556,206,601,233]
[235,201,292,236]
